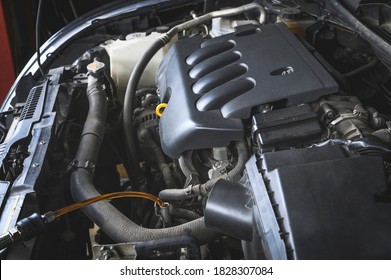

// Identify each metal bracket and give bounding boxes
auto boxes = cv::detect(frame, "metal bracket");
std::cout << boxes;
[66,159,96,174]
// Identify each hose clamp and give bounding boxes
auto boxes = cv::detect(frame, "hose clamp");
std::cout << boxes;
[67,159,96,174]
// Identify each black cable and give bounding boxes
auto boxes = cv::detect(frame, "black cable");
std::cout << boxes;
[36,0,45,79]
[104,71,118,100]
[312,138,391,157]
[135,88,157,98]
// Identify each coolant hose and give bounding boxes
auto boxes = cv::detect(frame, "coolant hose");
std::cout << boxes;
[71,75,216,244]
[227,141,248,182]
[71,170,215,243]
[171,208,201,221]
[74,75,107,164]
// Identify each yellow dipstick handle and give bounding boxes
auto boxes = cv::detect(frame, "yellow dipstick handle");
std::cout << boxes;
[156,103,167,117]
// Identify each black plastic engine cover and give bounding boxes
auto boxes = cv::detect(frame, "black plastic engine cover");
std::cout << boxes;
[157,23,338,158]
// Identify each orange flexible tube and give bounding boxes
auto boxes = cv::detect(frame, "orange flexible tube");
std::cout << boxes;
[54,191,164,218]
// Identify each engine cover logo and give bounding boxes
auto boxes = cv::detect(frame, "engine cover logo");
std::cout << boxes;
[270,66,294,76]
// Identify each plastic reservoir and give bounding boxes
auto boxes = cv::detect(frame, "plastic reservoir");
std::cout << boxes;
[102,32,176,102]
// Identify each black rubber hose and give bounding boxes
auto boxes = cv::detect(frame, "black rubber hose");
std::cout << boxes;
[312,138,391,154]
[72,170,215,243]
[178,151,194,179]
[159,187,192,201]
[328,0,391,68]
[135,88,157,98]
[227,141,248,182]
[178,151,200,185]
[138,128,177,189]
[74,75,107,163]
[312,52,351,94]
[71,169,217,243]
[122,39,166,181]
[71,75,216,244]
[344,56,379,78]
[171,208,201,221]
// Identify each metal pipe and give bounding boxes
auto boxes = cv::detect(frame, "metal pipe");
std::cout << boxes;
[163,3,266,42]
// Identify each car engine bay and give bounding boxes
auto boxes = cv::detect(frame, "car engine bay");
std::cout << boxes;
[1,0,391,259]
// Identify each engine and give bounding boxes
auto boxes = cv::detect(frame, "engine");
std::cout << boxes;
[157,22,337,157]
[1,0,391,260]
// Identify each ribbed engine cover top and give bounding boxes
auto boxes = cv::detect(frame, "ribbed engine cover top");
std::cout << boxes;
[156,23,338,158]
